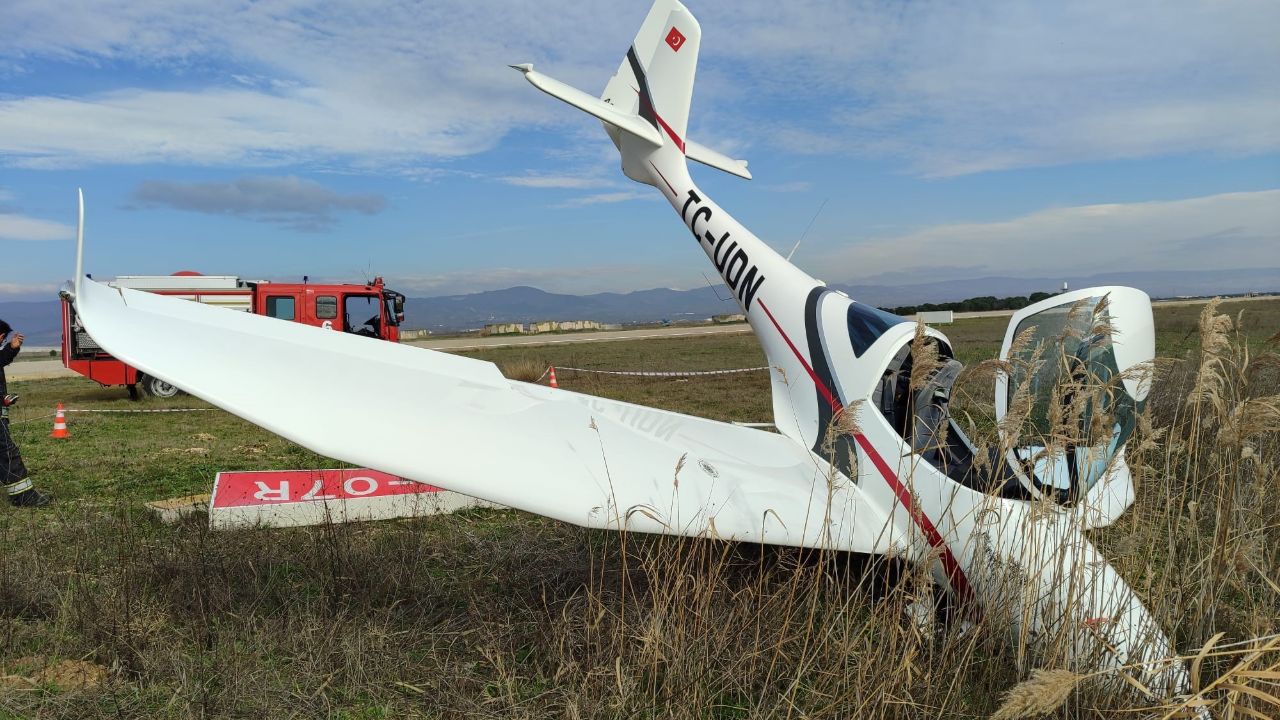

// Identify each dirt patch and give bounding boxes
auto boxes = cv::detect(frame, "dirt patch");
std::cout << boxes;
[161,447,210,456]
[34,660,108,690]
[234,442,267,456]
[1,657,108,691]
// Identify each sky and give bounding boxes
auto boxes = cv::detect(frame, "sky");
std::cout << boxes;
[2,0,1278,301]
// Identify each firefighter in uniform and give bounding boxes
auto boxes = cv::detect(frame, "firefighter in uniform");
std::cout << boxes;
[0,320,52,507]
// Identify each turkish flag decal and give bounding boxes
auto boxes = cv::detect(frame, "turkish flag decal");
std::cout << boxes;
[666,26,686,52]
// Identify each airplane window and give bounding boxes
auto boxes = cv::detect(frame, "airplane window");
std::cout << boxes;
[1005,302,1094,438]
[1074,338,1138,489]
[848,303,908,357]
[1004,298,1140,498]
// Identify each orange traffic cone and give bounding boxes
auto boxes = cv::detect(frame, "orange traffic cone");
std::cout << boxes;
[50,403,70,439]
[548,366,559,389]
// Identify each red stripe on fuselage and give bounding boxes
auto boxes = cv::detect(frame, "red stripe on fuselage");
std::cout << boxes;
[852,432,974,604]
[758,300,839,413]
[654,113,686,154]
[631,86,686,154]
[648,161,678,199]
[756,299,974,603]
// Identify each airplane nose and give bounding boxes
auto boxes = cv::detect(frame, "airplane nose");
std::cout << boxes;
[962,501,1192,702]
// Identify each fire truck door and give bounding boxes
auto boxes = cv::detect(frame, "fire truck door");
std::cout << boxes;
[293,287,338,331]
[343,294,382,337]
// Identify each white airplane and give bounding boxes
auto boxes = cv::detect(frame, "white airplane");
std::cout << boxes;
[68,0,1193,702]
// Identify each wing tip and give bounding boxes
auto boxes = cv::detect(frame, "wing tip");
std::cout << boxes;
[74,187,85,300]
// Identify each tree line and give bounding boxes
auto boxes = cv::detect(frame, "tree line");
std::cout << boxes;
[881,291,1058,316]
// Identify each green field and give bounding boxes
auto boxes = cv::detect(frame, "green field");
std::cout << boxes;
[1,299,1276,718]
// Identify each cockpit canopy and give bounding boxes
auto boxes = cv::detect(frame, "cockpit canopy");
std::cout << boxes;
[875,286,1154,508]
[995,287,1153,502]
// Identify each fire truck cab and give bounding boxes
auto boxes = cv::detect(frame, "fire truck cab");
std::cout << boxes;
[62,272,406,399]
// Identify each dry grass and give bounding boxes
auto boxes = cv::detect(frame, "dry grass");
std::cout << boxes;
[498,358,551,383]
[0,299,1276,718]
[990,669,1085,720]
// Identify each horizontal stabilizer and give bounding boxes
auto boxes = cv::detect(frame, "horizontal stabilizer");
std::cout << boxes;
[512,64,663,147]
[686,139,751,180]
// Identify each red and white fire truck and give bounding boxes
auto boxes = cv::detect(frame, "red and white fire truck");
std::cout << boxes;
[62,272,407,399]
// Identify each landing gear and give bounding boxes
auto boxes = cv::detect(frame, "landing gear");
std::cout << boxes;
[139,374,181,399]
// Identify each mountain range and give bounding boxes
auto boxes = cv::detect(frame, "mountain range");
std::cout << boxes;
[4,267,1277,346]
[406,267,1279,330]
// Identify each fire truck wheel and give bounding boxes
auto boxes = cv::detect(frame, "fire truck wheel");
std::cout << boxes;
[140,374,182,399]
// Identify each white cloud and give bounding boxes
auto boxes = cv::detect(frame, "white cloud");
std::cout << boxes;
[0,0,638,169]
[826,189,1280,280]
[1,1,1275,174]
[0,282,60,296]
[0,213,75,241]
[555,191,655,208]
[701,0,1280,175]
[499,174,611,189]
[0,86,513,169]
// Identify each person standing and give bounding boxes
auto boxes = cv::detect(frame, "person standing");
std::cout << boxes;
[0,319,53,507]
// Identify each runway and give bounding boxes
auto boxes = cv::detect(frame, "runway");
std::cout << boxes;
[402,322,753,352]
[6,323,755,381]
[9,294,1270,382]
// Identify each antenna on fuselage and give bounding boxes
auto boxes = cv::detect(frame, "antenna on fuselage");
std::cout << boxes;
[786,197,829,262]
[700,272,733,302]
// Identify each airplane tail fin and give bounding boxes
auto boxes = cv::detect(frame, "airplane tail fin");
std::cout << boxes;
[513,0,749,180]
[601,0,700,152]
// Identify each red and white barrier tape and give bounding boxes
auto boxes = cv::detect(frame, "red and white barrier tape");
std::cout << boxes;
[5,413,57,425]
[65,408,215,414]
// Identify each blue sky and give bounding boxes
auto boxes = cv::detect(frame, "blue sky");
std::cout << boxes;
[2,0,1278,300]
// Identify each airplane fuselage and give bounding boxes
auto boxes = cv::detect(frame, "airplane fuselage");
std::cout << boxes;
[631,144,1188,697]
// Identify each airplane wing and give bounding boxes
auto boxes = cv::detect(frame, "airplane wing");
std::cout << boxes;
[73,275,890,553]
